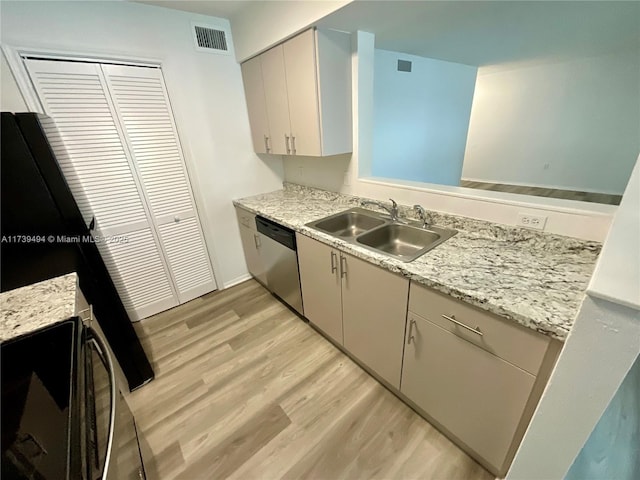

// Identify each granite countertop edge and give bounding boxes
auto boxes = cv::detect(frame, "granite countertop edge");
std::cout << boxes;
[0,272,78,343]
[234,185,602,342]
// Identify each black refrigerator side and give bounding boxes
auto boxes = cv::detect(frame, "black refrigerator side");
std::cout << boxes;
[1,112,154,391]
[1,112,79,287]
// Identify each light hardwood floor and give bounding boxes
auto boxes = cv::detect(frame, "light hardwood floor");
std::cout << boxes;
[128,280,492,480]
[460,180,622,205]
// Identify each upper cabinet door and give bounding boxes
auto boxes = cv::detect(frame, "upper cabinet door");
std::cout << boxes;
[240,28,352,157]
[283,29,322,157]
[241,56,271,154]
[260,45,291,155]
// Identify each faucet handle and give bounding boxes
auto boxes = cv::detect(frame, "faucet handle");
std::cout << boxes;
[413,205,430,228]
[389,198,397,209]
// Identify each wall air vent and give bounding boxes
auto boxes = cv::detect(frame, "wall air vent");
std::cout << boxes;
[397,59,412,72]
[192,24,230,55]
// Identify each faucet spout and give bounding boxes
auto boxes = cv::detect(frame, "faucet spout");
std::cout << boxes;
[360,198,400,221]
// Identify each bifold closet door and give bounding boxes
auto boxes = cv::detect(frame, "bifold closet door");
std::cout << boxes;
[24,59,178,320]
[101,64,216,304]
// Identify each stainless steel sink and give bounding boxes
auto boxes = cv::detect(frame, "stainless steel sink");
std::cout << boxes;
[356,223,456,262]
[307,208,386,238]
[306,207,457,262]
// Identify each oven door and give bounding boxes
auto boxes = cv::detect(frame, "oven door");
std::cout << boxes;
[85,327,145,479]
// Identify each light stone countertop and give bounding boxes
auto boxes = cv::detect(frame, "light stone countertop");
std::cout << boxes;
[0,273,78,342]
[234,183,602,341]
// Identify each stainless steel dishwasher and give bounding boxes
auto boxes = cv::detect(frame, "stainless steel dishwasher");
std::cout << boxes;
[255,216,304,315]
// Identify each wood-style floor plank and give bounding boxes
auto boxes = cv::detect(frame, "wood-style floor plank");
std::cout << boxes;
[128,280,492,479]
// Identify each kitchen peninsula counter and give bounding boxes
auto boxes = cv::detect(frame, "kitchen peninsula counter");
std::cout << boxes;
[234,183,601,341]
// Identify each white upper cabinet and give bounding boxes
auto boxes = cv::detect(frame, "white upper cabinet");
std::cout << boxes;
[282,29,322,156]
[260,45,292,155]
[241,28,352,157]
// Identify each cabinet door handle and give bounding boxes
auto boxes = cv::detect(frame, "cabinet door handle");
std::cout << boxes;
[339,255,347,278]
[264,135,271,153]
[285,134,291,155]
[330,251,337,274]
[254,234,261,249]
[291,135,297,155]
[407,318,416,344]
[441,314,483,336]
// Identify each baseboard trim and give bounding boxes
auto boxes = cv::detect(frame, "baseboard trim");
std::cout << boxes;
[222,273,252,289]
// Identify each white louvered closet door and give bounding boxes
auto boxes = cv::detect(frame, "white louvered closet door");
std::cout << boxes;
[101,64,216,304]
[24,59,180,320]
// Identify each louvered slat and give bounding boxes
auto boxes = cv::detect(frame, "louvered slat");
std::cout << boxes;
[158,218,215,302]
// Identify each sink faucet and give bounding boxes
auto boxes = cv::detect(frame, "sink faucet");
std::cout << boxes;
[413,205,431,228]
[361,198,401,221]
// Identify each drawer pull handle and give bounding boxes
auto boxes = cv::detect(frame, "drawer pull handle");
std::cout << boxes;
[441,314,483,336]
[407,318,416,344]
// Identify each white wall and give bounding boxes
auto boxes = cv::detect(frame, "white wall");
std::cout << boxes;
[463,52,640,194]
[0,0,284,288]
[506,159,640,479]
[372,50,477,186]
[565,352,640,480]
[231,0,352,61]
[1,51,26,111]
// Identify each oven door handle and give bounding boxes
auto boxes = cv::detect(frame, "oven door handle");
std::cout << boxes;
[88,328,117,479]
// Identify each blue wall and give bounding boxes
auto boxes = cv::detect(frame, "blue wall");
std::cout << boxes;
[371,50,477,185]
[566,352,640,479]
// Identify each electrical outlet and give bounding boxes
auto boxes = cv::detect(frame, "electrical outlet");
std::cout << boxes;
[298,165,304,180]
[343,170,351,186]
[517,213,547,230]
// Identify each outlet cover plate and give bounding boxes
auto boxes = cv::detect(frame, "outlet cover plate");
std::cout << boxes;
[517,213,547,230]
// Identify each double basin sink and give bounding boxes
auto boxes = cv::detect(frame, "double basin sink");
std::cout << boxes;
[306,207,457,262]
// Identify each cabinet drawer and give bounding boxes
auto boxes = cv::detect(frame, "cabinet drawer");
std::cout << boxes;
[401,313,536,473]
[235,206,256,230]
[409,282,549,375]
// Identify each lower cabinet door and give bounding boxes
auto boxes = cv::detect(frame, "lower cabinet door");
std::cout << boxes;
[401,313,536,472]
[341,253,409,389]
[297,234,343,344]
[238,222,267,285]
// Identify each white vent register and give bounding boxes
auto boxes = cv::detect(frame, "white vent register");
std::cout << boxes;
[192,24,230,54]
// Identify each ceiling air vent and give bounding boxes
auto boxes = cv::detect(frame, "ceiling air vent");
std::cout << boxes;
[192,24,230,55]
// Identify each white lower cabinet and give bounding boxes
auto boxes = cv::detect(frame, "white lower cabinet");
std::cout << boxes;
[403,282,560,476]
[293,233,560,477]
[297,234,409,388]
[296,233,343,344]
[235,207,267,285]
[401,312,536,472]
[341,253,408,389]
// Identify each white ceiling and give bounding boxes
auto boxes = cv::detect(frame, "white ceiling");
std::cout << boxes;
[133,0,256,20]
[317,1,640,66]
[133,1,639,67]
